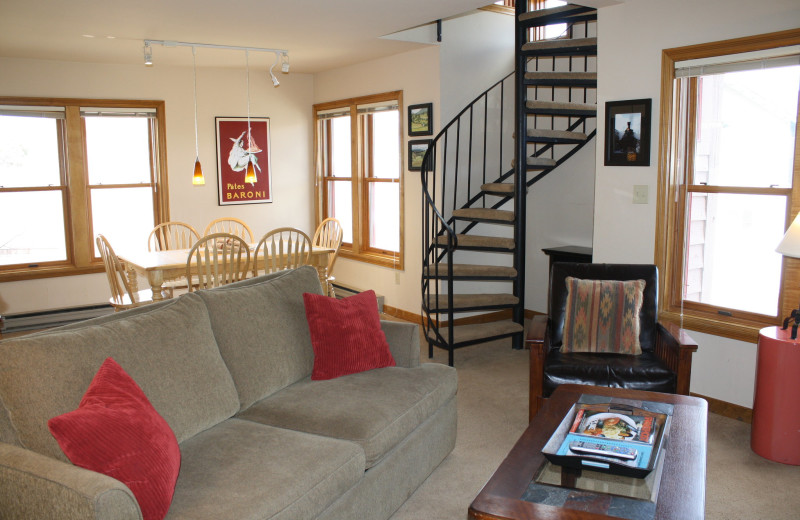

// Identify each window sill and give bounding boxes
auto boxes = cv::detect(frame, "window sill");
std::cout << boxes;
[658,310,777,344]
[339,250,403,270]
[0,264,105,283]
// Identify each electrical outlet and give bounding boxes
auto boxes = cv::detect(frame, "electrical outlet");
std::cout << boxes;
[633,185,649,204]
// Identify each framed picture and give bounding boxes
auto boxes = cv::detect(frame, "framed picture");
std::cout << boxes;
[215,116,273,205]
[408,103,433,136]
[408,139,432,171]
[604,99,651,166]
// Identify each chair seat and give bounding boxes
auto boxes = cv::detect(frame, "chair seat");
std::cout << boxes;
[542,350,676,397]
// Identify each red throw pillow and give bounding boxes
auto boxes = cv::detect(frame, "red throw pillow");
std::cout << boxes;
[303,290,396,380]
[48,358,180,520]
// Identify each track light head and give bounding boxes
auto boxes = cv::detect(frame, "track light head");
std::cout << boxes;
[144,42,153,66]
[281,52,289,74]
[271,72,280,87]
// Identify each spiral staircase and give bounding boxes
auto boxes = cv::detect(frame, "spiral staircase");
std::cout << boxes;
[421,2,598,365]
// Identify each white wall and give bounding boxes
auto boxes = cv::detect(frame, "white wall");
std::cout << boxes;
[0,57,314,314]
[593,0,800,406]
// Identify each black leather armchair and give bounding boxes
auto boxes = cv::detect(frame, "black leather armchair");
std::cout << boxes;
[527,263,698,420]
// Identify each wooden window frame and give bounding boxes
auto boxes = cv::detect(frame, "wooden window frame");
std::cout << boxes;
[655,29,800,343]
[0,97,170,282]
[313,91,404,270]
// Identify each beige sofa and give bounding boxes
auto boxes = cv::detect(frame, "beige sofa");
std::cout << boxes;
[0,266,457,519]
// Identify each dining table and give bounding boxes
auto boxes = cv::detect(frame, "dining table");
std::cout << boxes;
[117,244,335,301]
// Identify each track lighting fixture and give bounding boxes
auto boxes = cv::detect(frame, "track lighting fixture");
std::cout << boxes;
[144,42,153,66]
[244,50,258,184]
[281,52,290,74]
[191,46,204,186]
[269,52,280,87]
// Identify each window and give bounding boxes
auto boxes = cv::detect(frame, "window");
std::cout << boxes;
[0,98,168,281]
[655,31,800,342]
[313,92,403,269]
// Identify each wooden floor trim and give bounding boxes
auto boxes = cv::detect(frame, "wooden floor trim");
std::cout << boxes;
[691,392,752,424]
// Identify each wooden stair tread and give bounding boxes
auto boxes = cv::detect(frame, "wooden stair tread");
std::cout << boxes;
[524,71,597,82]
[511,156,558,168]
[434,234,515,250]
[527,128,588,142]
[426,293,519,311]
[519,4,596,22]
[427,320,524,345]
[482,182,515,194]
[452,208,514,222]
[424,264,517,279]
[522,37,597,53]
[526,100,597,114]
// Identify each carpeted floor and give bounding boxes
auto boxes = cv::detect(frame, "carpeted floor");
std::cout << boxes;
[386,329,800,520]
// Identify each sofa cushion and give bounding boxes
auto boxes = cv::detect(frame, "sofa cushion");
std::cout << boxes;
[237,363,458,468]
[0,293,239,461]
[303,290,395,380]
[169,418,364,520]
[48,358,180,520]
[196,266,323,410]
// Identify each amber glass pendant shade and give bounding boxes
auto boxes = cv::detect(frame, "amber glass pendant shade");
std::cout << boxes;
[244,160,257,184]
[192,157,205,185]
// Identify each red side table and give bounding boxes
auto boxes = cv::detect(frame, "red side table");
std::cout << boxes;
[751,326,800,465]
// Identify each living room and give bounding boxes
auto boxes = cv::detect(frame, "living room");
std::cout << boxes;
[1,0,799,517]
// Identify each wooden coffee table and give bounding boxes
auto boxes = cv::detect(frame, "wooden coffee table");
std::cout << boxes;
[468,384,707,520]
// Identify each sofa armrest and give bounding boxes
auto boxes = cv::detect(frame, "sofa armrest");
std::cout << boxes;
[0,442,141,520]
[655,321,699,395]
[380,320,420,368]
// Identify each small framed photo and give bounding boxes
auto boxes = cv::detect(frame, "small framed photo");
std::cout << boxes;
[408,103,433,136]
[604,99,651,166]
[408,139,432,171]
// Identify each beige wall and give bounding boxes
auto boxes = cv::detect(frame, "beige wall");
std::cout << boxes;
[593,0,800,407]
[0,57,314,314]
[313,46,440,316]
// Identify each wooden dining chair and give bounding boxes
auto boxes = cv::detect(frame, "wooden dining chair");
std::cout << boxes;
[147,221,200,252]
[187,233,251,291]
[203,218,254,243]
[254,227,312,277]
[312,218,343,296]
[97,234,169,311]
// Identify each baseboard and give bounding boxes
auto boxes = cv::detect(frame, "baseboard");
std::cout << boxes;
[0,304,114,335]
[691,392,753,424]
[382,305,422,325]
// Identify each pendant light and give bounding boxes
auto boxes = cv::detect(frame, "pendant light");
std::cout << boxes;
[243,49,258,184]
[191,46,205,185]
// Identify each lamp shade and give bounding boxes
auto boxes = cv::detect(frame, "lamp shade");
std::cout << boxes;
[776,213,800,258]
[244,160,257,184]
[192,158,205,185]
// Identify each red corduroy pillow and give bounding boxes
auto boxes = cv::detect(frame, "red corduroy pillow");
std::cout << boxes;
[48,358,180,520]
[303,290,396,380]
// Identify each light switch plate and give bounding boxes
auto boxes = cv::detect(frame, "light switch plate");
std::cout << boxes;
[633,185,649,204]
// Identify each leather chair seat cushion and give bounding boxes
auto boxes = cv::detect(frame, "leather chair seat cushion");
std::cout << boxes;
[542,350,676,397]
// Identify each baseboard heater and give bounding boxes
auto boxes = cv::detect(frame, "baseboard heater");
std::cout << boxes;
[331,282,384,313]
[0,304,114,334]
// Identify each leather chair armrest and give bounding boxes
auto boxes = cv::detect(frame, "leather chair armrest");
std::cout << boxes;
[527,314,549,422]
[655,321,699,395]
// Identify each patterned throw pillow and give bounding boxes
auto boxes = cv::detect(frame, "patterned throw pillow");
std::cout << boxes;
[561,277,646,355]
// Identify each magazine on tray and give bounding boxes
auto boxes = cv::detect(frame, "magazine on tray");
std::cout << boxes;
[551,401,671,472]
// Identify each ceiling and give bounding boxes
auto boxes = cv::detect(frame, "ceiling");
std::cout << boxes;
[0,0,497,73]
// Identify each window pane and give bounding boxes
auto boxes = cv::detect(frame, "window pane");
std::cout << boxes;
[85,116,152,185]
[326,180,352,244]
[694,66,799,188]
[370,111,400,179]
[91,187,154,255]
[330,116,351,178]
[684,192,785,316]
[0,191,67,265]
[369,182,399,252]
[0,115,62,187]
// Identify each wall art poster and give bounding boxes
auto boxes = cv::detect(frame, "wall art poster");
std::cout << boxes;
[216,117,272,205]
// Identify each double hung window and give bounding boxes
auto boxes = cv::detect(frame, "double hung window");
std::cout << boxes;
[0,98,168,281]
[314,91,403,268]
[656,32,800,341]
